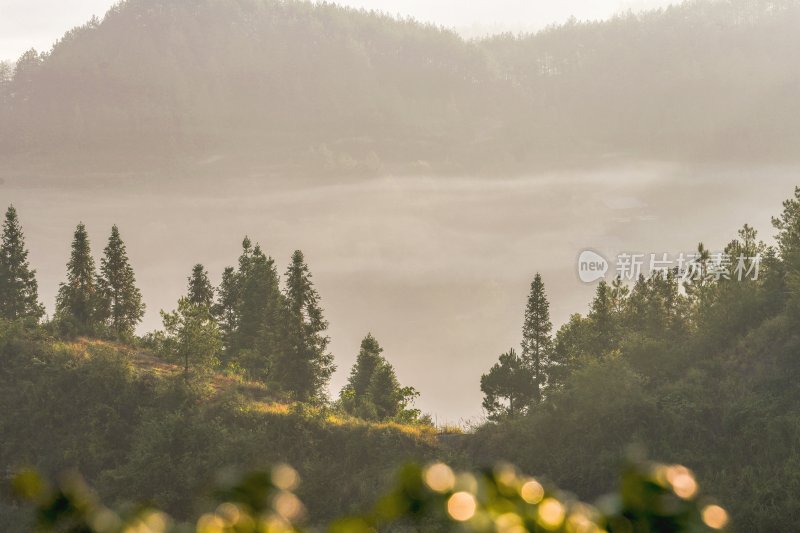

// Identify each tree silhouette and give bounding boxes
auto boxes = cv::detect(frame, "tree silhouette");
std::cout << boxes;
[0,205,43,321]
[481,348,535,420]
[96,225,144,338]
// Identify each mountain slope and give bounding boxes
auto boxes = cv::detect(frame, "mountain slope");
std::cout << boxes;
[1,0,799,174]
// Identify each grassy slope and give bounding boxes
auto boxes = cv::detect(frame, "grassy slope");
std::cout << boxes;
[0,333,445,529]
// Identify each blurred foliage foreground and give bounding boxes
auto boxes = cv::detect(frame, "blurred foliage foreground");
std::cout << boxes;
[11,456,728,533]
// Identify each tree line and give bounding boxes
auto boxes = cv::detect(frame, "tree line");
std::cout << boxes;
[481,233,771,421]
[469,188,800,529]
[0,205,419,421]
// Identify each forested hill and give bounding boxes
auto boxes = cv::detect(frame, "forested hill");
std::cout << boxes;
[1,0,799,175]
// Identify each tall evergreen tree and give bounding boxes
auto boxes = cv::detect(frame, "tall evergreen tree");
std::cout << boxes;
[773,187,800,315]
[213,265,240,354]
[210,237,255,356]
[278,250,334,401]
[236,245,284,359]
[0,205,43,321]
[521,273,552,404]
[589,280,615,354]
[481,348,535,421]
[548,313,593,391]
[187,263,214,307]
[773,187,800,265]
[340,333,419,421]
[367,361,406,420]
[96,225,144,338]
[610,276,630,314]
[344,333,384,402]
[56,223,98,333]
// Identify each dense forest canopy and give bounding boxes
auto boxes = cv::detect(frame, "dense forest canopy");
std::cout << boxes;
[1,0,799,174]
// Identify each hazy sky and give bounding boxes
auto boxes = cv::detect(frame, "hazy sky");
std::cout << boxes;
[1,0,675,61]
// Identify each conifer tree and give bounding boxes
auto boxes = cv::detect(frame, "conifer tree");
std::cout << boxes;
[626,274,651,333]
[187,263,214,307]
[0,205,44,321]
[610,276,630,314]
[344,333,384,401]
[213,265,240,353]
[340,333,418,421]
[210,237,254,356]
[589,280,614,354]
[773,187,800,264]
[236,245,284,357]
[481,348,535,420]
[548,313,592,391]
[367,361,405,420]
[96,225,144,338]
[773,188,800,315]
[238,237,255,279]
[278,250,334,401]
[213,237,281,365]
[521,273,552,404]
[56,223,98,333]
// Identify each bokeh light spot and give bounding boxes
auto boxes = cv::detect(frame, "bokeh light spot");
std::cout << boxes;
[520,479,545,504]
[666,466,698,500]
[538,498,566,530]
[424,463,455,493]
[702,504,729,530]
[447,491,477,521]
[272,464,300,491]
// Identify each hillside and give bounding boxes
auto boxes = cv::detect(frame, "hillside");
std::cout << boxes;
[0,329,441,531]
[1,0,799,175]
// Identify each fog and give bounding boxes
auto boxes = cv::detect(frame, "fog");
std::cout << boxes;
[3,163,795,422]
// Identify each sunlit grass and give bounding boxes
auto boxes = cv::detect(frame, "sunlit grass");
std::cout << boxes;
[44,336,440,441]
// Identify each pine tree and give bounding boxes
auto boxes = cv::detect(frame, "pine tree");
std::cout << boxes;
[340,333,418,421]
[610,276,630,314]
[589,280,614,354]
[344,333,384,401]
[481,348,535,420]
[772,189,800,316]
[96,225,144,338]
[237,245,284,358]
[56,223,98,333]
[210,237,254,356]
[213,265,240,354]
[278,250,334,401]
[367,361,405,420]
[548,313,592,391]
[238,237,255,279]
[0,205,43,321]
[187,263,214,307]
[227,241,292,384]
[521,273,552,404]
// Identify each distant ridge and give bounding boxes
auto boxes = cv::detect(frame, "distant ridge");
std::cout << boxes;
[1,0,798,175]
